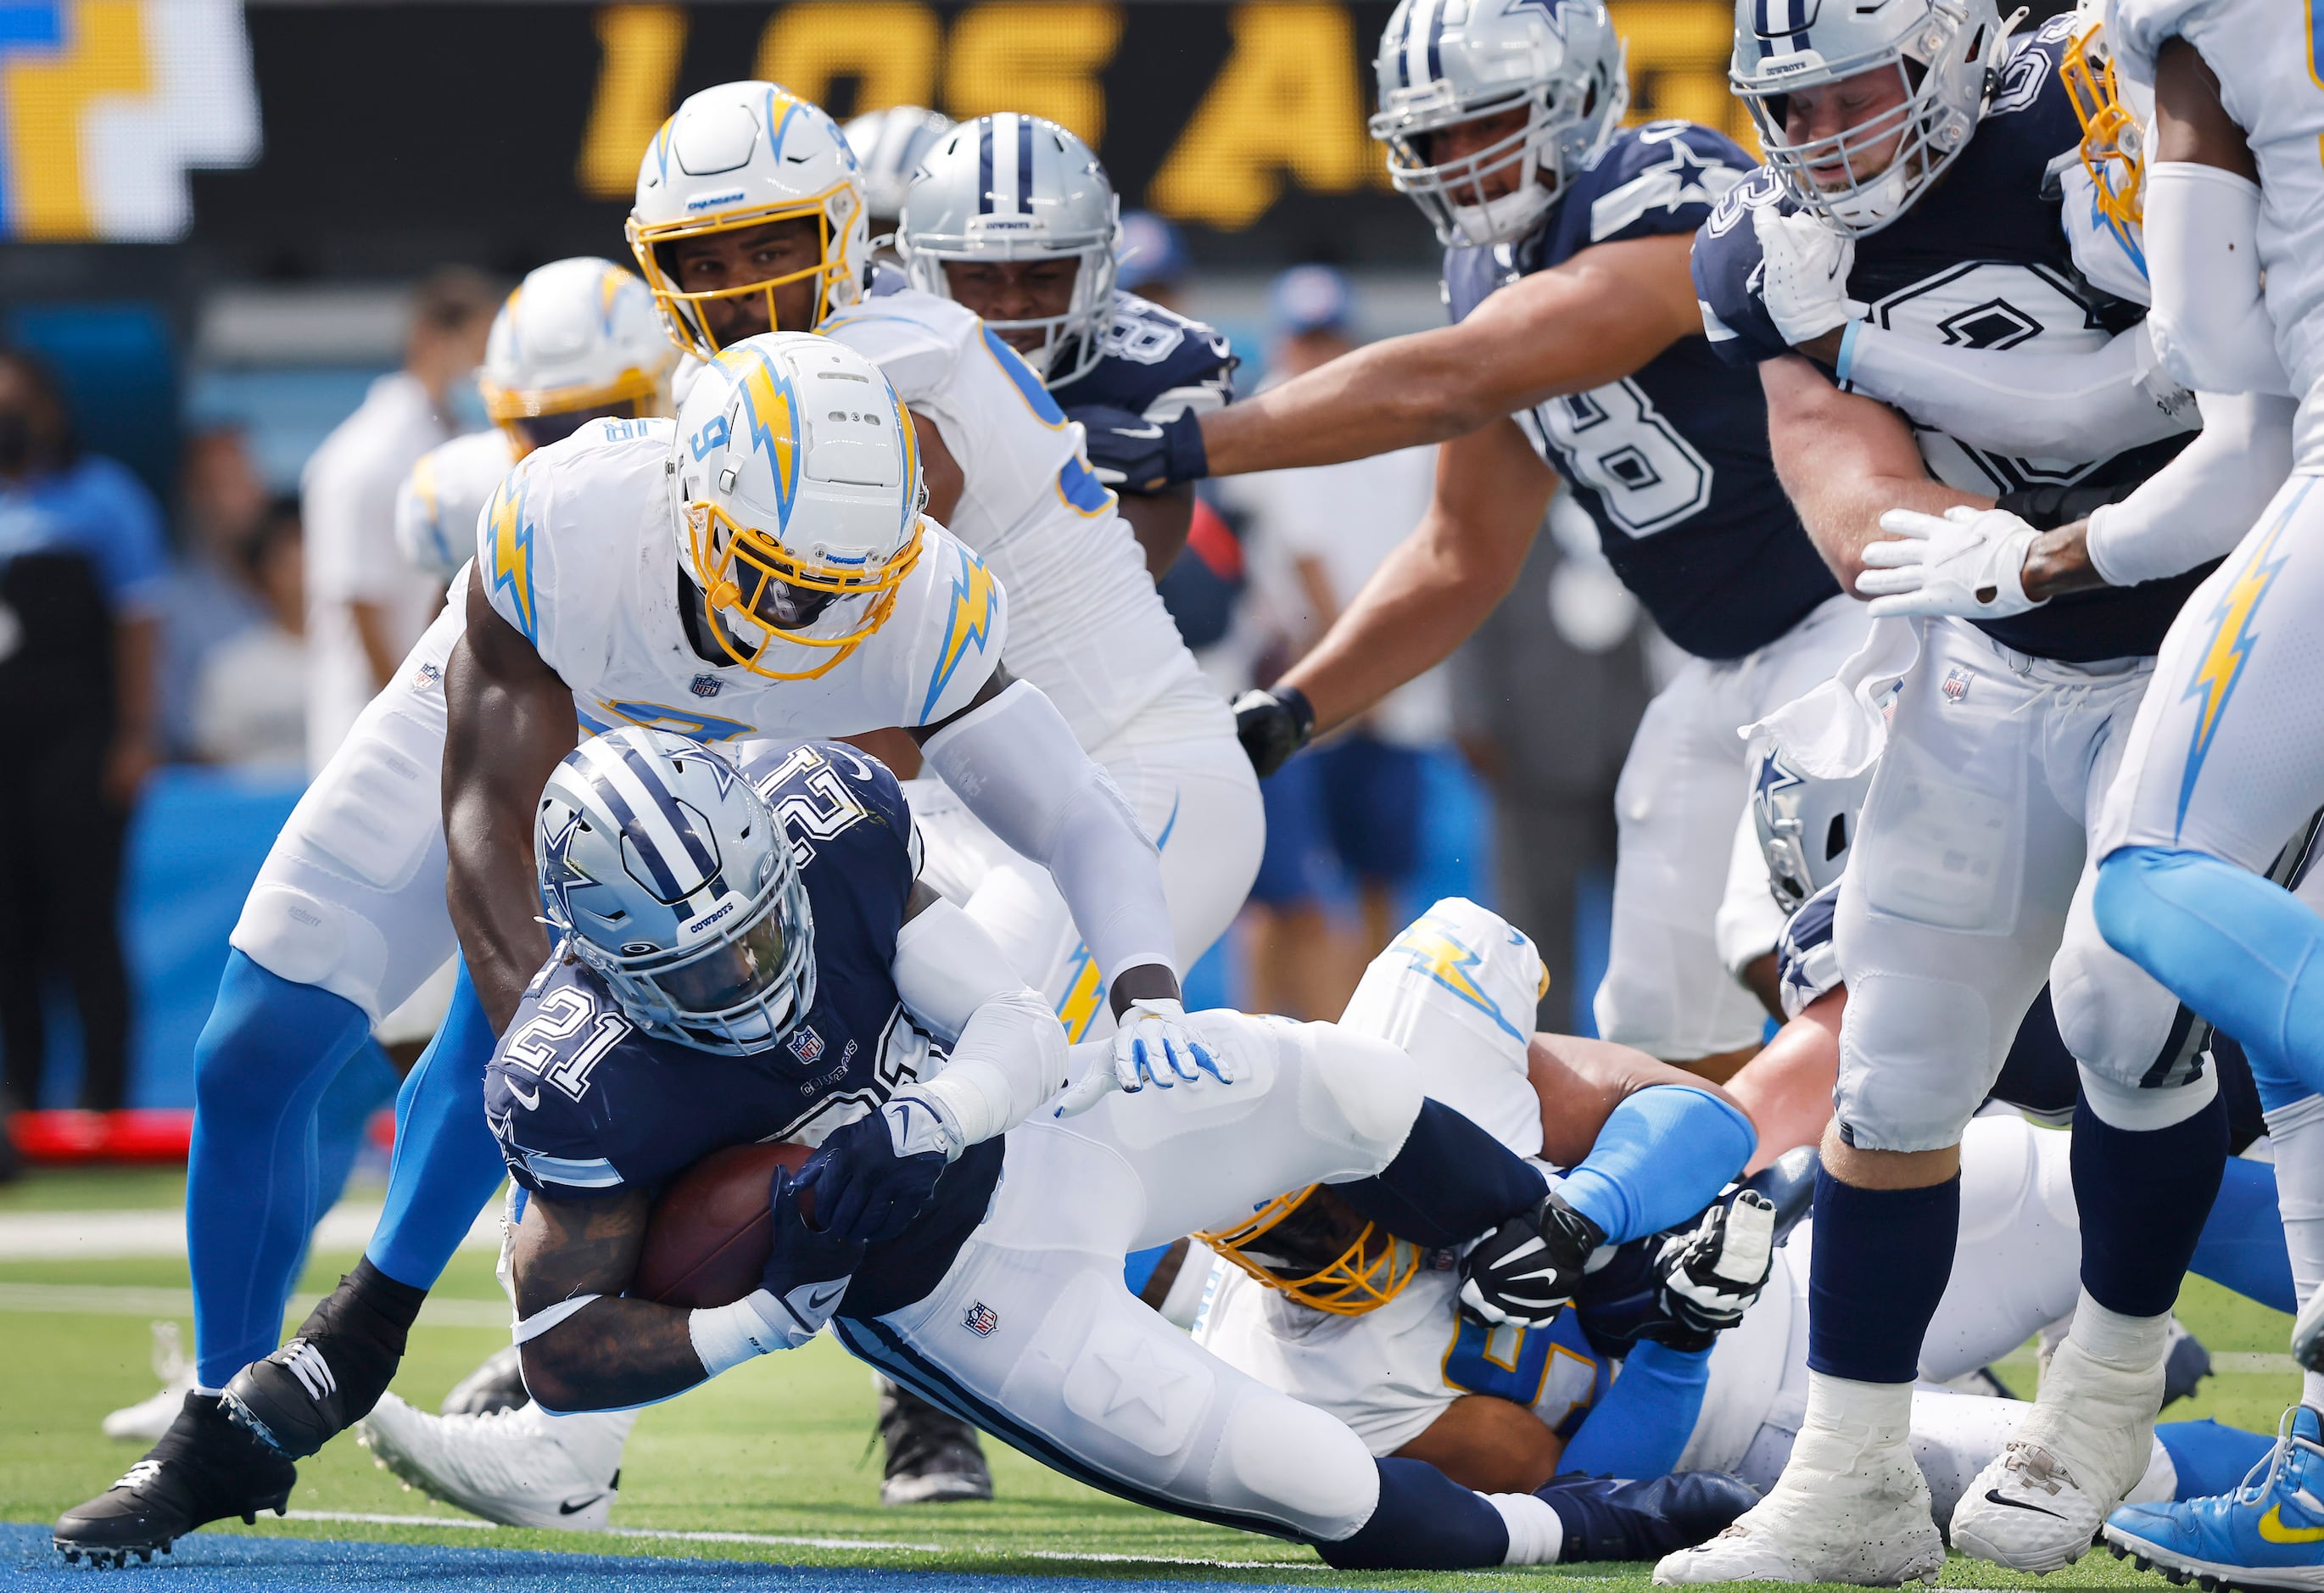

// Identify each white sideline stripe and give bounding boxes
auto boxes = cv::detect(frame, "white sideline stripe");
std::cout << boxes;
[0,1201,500,1261]
[0,1282,509,1330]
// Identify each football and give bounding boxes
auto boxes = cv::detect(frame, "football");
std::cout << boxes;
[631,1140,813,1309]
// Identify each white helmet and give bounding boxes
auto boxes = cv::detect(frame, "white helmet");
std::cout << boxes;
[395,428,513,582]
[1751,743,1874,914]
[479,257,678,456]
[538,726,814,1055]
[668,331,925,681]
[898,114,1121,385]
[1371,0,1629,249]
[628,81,869,360]
[842,103,955,225]
[1731,0,2017,236]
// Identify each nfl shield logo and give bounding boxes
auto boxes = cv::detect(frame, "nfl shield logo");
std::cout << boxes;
[963,1301,1000,1337]
[690,674,722,699]
[787,1026,824,1065]
[1942,668,1972,703]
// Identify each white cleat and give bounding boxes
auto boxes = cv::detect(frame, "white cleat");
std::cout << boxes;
[356,1395,632,1531]
[1949,1330,2165,1573]
[102,1322,193,1443]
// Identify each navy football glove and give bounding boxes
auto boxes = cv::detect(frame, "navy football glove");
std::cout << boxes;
[796,1088,964,1245]
[1459,1188,1604,1328]
[1232,685,1315,778]
[1074,405,1209,493]
[759,1166,867,1343]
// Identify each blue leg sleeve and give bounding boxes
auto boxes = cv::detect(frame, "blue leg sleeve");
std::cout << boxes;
[2159,1419,2279,1500]
[1557,1340,1712,1480]
[1316,1458,1511,1568]
[293,1042,401,1285]
[2097,847,2324,1100]
[2190,1154,2295,1313]
[363,964,507,1290]
[1560,1087,1757,1244]
[187,951,373,1389]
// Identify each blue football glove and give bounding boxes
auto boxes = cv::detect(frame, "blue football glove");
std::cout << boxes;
[1073,404,1209,493]
[796,1088,964,1245]
[759,1166,867,1344]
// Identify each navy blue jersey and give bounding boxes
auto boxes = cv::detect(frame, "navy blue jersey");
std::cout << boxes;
[1445,120,1840,661]
[1690,17,2208,662]
[1051,291,1237,421]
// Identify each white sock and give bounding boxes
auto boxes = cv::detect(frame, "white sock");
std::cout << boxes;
[2065,1288,2170,1369]
[2266,1097,2324,1390]
[1782,1372,1916,1486]
[1489,1491,1565,1565]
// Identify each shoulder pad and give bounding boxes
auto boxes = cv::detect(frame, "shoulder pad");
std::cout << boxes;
[1563,122,1756,249]
[904,528,1008,725]
[1689,167,1796,366]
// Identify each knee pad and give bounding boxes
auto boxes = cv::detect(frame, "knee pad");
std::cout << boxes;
[2053,915,2192,1093]
[2079,1061,2218,1131]
[1295,1026,1426,1165]
[1212,1393,1378,1541]
[1833,973,1997,1151]
[232,883,397,1022]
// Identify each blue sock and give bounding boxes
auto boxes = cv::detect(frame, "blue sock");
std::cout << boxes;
[2192,1154,2294,1313]
[1560,1087,1757,1244]
[2074,1088,2227,1318]
[1315,1457,1510,1568]
[2159,1418,2279,1499]
[2098,847,2324,1095]
[1806,1168,1959,1384]
[187,952,373,1389]
[363,964,508,1290]
[1331,1099,1548,1250]
[1558,1339,1712,1479]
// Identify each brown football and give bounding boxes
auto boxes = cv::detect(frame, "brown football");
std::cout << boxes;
[631,1140,813,1309]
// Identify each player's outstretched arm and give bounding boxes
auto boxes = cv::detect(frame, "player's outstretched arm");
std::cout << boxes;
[507,1186,711,1413]
[444,579,581,1034]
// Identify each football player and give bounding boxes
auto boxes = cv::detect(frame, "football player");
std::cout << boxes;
[841,103,953,240]
[1662,0,2243,1579]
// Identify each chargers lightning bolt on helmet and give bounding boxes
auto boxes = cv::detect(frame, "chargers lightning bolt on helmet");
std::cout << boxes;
[841,103,956,226]
[1751,742,1874,914]
[1732,0,2018,237]
[479,258,679,457]
[537,726,814,1056]
[2060,1,2149,260]
[1371,0,1630,249]
[628,81,869,360]
[668,331,926,681]
[1196,1185,1422,1316]
[898,114,1123,385]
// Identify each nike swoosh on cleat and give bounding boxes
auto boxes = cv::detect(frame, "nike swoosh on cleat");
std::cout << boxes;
[1983,1490,2066,1519]
[557,1495,606,1516]
[2259,1505,2324,1544]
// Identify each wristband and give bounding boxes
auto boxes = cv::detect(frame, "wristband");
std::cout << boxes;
[689,1289,793,1377]
[1273,685,1316,741]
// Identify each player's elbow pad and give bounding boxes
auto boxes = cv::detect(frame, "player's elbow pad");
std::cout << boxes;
[918,987,1070,1145]
[2087,390,2299,586]
[921,679,1175,983]
[2144,163,2290,397]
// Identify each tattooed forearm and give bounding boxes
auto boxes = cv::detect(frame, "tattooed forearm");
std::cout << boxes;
[508,1187,712,1411]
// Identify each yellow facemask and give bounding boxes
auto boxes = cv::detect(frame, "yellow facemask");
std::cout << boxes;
[1195,1186,1422,1316]
[627,187,861,361]
[2061,17,2145,241]
[683,500,925,681]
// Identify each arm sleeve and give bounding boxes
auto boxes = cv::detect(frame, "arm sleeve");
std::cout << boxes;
[2085,389,2299,586]
[1557,1086,1757,1244]
[1835,321,2196,458]
[891,895,1071,1144]
[1556,1340,1713,1479]
[919,679,1176,985]
[2144,162,2293,397]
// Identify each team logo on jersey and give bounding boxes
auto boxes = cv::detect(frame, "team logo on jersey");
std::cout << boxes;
[963,1301,1000,1337]
[788,1026,825,1065]
[1942,668,1972,703]
[1394,914,1524,1042]
[690,674,723,699]
[2178,486,2305,834]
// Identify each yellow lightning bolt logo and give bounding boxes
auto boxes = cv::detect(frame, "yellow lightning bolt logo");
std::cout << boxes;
[1395,917,1523,1042]
[716,345,799,522]
[2176,492,2303,834]
[921,551,1002,720]
[1054,947,1107,1042]
[487,473,537,641]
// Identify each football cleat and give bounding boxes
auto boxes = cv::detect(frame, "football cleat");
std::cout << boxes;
[2105,1406,2324,1593]
[102,1321,194,1442]
[358,1395,628,1530]
[53,1394,295,1566]
[876,1377,992,1505]
[1539,1471,1757,1562]
[2293,1288,2324,1377]
[222,1266,417,1458]
[439,1344,529,1418]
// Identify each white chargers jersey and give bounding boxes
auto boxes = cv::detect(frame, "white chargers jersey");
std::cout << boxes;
[397,428,514,584]
[476,416,1005,745]
[820,288,1209,747]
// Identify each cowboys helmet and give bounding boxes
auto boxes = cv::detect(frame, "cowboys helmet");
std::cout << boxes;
[538,727,814,1055]
[628,81,868,359]
[668,332,925,681]
[898,114,1121,384]
[842,103,955,225]
[1371,0,1629,248]
[478,258,678,456]
[1751,743,1873,914]
[1731,0,2016,236]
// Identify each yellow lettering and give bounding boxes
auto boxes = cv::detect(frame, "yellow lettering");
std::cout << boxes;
[576,5,688,200]
[1612,0,1758,149]
[1148,3,1376,230]
[3,1,150,241]
[944,4,1124,143]
[757,2,938,118]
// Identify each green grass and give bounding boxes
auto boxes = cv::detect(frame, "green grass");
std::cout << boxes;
[0,1171,2306,1590]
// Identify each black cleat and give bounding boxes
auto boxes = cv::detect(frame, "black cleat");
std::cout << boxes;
[439,1344,529,1417]
[53,1393,295,1566]
[222,1259,424,1458]
[875,1376,992,1505]
[1536,1469,1760,1562]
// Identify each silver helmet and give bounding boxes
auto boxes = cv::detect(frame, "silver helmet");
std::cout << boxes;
[1371,0,1629,249]
[842,103,955,226]
[536,727,814,1055]
[1751,742,1874,914]
[897,112,1120,384]
[1731,0,2017,237]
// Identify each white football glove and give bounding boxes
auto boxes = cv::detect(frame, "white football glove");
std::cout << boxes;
[1857,506,2044,620]
[1053,998,1236,1115]
[1753,205,1865,348]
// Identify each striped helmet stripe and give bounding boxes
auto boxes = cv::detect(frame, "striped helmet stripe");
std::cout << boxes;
[575,739,715,904]
[1015,113,1035,214]
[977,118,996,215]
[1405,0,1440,87]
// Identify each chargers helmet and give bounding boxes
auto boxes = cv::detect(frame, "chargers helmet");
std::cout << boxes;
[842,103,955,226]
[1196,1184,1421,1316]
[628,82,868,359]
[897,114,1121,385]
[1731,0,2016,236]
[478,258,678,456]
[668,332,926,681]
[1371,0,1628,249]
[396,428,514,583]
[2060,2,2149,268]
[1751,743,1873,914]
[539,727,814,1055]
